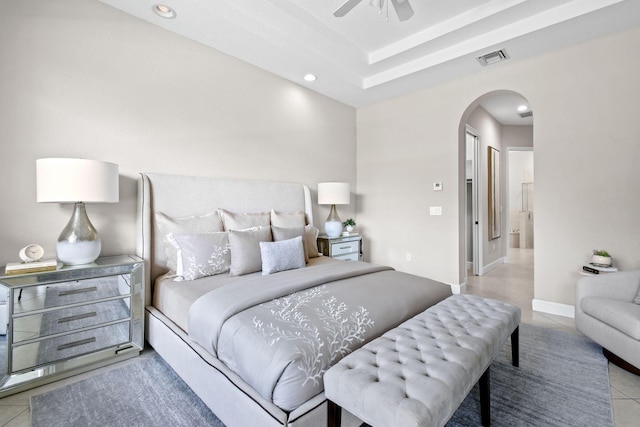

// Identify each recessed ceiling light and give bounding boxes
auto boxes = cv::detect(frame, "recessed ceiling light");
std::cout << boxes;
[517,105,528,112]
[304,74,317,82]
[153,4,176,19]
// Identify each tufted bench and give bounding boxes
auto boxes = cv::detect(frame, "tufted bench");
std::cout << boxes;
[324,294,521,427]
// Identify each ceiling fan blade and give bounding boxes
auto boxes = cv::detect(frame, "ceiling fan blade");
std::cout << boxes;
[390,0,414,21]
[333,0,363,17]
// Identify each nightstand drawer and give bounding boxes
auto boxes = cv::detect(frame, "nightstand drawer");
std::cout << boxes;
[12,321,130,372]
[13,276,127,315]
[333,252,359,261]
[331,241,359,256]
[12,298,130,344]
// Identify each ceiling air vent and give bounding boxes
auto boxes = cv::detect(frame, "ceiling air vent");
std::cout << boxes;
[519,111,533,118]
[477,49,510,67]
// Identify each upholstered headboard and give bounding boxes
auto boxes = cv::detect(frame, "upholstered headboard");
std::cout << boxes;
[136,173,313,306]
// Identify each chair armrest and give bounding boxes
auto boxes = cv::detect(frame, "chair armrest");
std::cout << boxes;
[576,270,640,304]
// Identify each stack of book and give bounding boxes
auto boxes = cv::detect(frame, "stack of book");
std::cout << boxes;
[4,259,58,276]
[582,263,618,275]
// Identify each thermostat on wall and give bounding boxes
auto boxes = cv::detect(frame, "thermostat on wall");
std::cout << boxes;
[433,182,443,191]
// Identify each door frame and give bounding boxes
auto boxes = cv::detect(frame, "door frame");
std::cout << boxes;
[465,125,482,276]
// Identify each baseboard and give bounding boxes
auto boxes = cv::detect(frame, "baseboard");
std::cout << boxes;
[532,299,575,318]
[450,283,467,295]
[481,257,504,275]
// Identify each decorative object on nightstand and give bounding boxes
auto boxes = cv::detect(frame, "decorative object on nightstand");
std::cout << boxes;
[317,234,362,261]
[591,249,612,266]
[4,244,57,276]
[342,218,356,235]
[0,255,144,397]
[582,250,618,275]
[317,182,350,238]
[36,158,119,265]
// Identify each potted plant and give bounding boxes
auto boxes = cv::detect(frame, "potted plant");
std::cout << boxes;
[592,250,612,266]
[342,218,356,232]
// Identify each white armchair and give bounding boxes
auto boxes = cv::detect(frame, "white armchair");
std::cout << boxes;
[575,270,640,372]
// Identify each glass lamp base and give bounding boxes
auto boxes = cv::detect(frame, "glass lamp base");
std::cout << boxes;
[56,202,102,265]
[324,221,343,238]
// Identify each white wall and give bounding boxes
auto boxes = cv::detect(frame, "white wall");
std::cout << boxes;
[357,27,640,309]
[0,0,356,264]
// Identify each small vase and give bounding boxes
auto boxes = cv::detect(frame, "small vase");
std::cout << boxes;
[346,225,353,232]
[592,255,612,266]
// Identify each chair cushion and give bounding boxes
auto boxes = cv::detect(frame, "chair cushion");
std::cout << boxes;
[582,297,640,340]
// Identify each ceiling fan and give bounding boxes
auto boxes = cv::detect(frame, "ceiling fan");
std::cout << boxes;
[334,0,414,22]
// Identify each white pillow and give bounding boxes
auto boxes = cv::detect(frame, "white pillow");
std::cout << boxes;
[220,209,271,231]
[170,233,231,281]
[260,236,305,275]
[270,209,306,228]
[155,211,224,272]
[228,226,273,276]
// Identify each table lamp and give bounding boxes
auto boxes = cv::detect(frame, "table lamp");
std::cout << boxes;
[317,182,350,238]
[36,158,119,265]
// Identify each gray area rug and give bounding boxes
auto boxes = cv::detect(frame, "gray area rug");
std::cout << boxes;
[31,324,612,427]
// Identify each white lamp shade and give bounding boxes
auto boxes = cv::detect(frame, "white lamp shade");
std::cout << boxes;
[36,158,119,203]
[318,182,350,205]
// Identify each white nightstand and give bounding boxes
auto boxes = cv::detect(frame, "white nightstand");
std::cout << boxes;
[317,234,363,261]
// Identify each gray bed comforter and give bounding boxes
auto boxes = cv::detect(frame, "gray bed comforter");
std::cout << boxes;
[188,261,452,411]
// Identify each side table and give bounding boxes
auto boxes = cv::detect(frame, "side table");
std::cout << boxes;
[317,234,363,261]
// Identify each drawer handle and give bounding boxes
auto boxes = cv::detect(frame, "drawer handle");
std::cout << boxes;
[57,337,96,351]
[58,312,97,324]
[339,246,352,250]
[58,286,97,297]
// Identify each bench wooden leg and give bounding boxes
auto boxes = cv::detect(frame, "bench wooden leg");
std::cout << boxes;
[480,367,491,427]
[511,326,520,367]
[327,400,342,427]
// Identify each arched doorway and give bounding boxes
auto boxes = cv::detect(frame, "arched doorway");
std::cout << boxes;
[458,90,534,287]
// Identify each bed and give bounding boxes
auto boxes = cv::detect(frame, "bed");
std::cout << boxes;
[136,173,453,427]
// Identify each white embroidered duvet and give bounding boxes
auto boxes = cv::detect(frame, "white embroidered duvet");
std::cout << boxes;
[188,261,452,411]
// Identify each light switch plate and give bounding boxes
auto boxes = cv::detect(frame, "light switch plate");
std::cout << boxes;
[430,206,442,215]
[433,182,443,191]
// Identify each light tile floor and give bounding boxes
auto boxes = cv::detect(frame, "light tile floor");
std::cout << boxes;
[0,249,638,426]
[465,248,640,427]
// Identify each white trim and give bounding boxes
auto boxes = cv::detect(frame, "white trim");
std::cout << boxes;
[450,283,467,295]
[481,256,504,275]
[532,299,575,318]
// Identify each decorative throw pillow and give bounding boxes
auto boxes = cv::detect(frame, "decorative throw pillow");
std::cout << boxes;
[220,209,271,231]
[305,225,320,258]
[260,236,305,275]
[270,209,306,228]
[228,226,273,276]
[155,211,224,272]
[170,233,231,281]
[271,225,308,263]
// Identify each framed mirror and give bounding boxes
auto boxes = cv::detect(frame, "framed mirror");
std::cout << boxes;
[488,146,501,240]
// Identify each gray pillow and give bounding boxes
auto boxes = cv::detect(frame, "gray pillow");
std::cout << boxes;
[170,233,231,281]
[272,225,308,263]
[260,236,305,275]
[155,211,224,272]
[305,225,320,258]
[270,209,306,228]
[228,226,273,276]
[220,209,271,231]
